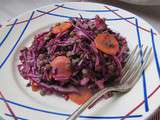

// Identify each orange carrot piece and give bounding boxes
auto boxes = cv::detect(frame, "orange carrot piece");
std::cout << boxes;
[52,21,72,34]
[69,88,93,105]
[31,82,39,92]
[51,56,72,79]
[94,33,119,55]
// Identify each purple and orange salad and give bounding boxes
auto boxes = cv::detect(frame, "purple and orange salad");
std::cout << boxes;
[18,16,129,105]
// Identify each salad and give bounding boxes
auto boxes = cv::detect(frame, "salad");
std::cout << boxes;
[18,15,129,105]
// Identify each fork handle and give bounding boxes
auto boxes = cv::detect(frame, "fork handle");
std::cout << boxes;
[66,87,116,120]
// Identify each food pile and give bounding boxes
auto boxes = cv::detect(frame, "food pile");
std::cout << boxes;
[18,16,129,105]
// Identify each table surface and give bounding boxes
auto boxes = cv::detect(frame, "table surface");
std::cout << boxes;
[0,0,160,120]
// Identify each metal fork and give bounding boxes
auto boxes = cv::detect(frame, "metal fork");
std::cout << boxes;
[66,45,152,120]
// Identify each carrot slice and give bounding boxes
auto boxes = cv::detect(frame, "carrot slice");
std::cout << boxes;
[51,56,72,79]
[52,21,72,34]
[94,33,119,55]
[31,82,39,92]
[69,88,93,105]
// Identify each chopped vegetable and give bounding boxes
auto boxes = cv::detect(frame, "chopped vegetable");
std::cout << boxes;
[31,82,39,92]
[51,56,72,80]
[94,33,119,55]
[52,21,72,34]
[69,88,93,105]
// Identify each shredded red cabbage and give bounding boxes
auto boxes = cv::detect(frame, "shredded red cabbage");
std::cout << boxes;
[18,15,129,98]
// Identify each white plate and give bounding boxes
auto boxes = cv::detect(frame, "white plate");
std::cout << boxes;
[0,2,160,120]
